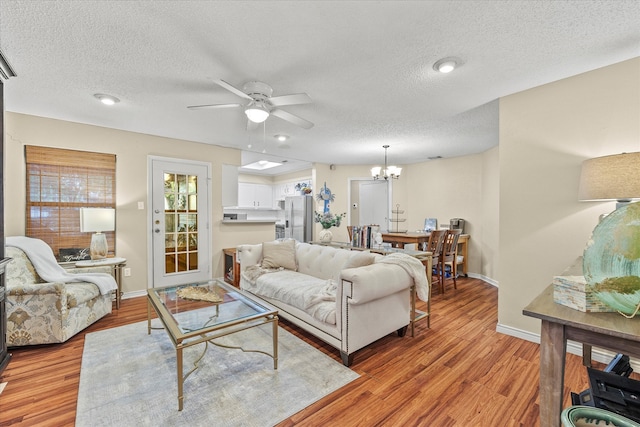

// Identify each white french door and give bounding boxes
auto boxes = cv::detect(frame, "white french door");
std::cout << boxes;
[149,157,211,288]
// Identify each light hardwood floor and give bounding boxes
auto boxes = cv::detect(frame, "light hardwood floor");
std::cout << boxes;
[1,277,597,426]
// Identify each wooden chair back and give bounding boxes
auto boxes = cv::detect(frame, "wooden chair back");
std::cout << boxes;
[438,229,462,292]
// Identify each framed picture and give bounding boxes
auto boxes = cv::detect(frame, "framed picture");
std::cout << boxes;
[424,218,437,232]
[59,247,91,262]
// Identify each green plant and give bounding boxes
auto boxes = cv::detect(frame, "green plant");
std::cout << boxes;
[314,211,346,229]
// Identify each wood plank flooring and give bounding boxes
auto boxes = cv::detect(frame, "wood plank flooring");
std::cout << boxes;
[0,278,599,426]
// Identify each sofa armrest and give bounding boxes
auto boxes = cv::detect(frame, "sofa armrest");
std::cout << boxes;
[237,244,263,270]
[340,263,411,305]
[7,282,64,296]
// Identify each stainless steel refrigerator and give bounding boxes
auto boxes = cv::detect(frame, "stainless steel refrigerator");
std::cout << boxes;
[284,196,313,242]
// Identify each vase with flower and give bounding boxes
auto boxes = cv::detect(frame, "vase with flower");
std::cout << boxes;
[314,211,346,242]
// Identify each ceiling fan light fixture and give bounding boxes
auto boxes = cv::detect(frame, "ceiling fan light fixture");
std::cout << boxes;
[274,134,289,142]
[433,57,460,74]
[245,101,270,123]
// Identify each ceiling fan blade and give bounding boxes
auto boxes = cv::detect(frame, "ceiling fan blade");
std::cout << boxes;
[268,93,312,107]
[271,108,314,129]
[214,79,253,100]
[187,103,242,110]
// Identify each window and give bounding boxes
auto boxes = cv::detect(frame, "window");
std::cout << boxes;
[25,145,116,260]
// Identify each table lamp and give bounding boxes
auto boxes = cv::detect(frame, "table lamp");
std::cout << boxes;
[80,208,115,260]
[578,152,640,210]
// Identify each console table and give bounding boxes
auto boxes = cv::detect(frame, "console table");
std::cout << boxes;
[381,232,470,275]
[523,285,640,427]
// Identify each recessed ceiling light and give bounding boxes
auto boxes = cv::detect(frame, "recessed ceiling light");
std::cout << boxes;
[274,134,289,142]
[433,57,461,74]
[94,93,120,105]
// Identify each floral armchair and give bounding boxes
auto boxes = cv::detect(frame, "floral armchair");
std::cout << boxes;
[5,246,113,346]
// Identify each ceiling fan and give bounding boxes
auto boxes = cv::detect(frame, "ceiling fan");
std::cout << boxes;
[188,80,314,129]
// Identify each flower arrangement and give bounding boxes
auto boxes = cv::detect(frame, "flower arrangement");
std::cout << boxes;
[295,182,312,195]
[314,211,346,229]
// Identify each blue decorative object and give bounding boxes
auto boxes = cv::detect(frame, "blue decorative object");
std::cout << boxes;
[316,182,335,213]
[583,201,640,317]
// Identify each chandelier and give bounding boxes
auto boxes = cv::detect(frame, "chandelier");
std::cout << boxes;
[371,145,401,180]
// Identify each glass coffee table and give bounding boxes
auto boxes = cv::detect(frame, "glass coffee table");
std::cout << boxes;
[147,279,278,411]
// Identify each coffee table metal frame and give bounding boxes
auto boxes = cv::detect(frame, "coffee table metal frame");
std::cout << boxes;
[147,279,279,410]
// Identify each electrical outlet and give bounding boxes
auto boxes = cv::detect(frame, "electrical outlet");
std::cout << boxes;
[123,268,132,277]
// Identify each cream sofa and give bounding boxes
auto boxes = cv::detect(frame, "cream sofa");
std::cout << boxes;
[5,245,113,346]
[237,240,429,366]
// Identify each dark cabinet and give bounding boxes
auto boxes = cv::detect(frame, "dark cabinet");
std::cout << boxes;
[223,248,240,288]
[1,55,14,374]
[0,258,10,373]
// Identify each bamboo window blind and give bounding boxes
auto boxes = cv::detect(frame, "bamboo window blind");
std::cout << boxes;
[25,145,116,260]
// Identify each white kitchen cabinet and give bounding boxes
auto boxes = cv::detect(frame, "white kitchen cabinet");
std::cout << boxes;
[222,164,239,207]
[238,183,273,208]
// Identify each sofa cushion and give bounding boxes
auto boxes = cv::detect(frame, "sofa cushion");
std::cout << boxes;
[6,246,42,285]
[261,239,297,271]
[65,283,101,308]
[244,269,336,325]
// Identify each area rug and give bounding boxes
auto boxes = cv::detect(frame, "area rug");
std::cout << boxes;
[76,320,359,426]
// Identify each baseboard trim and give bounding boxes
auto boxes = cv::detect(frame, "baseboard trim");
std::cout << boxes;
[122,290,146,301]
[467,273,498,287]
[497,323,640,372]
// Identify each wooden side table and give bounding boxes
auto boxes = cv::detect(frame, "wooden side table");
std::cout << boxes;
[76,257,127,309]
[523,285,640,427]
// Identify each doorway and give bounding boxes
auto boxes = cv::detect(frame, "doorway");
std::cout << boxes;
[149,157,211,288]
[349,179,390,232]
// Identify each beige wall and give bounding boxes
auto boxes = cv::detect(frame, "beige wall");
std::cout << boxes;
[313,157,497,280]
[481,146,500,282]
[498,57,640,334]
[5,110,500,297]
[403,153,489,277]
[3,113,280,295]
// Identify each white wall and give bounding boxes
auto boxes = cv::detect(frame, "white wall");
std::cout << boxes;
[498,57,640,333]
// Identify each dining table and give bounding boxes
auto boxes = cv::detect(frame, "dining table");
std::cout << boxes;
[381,231,470,276]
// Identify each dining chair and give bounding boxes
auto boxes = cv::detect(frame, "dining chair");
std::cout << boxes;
[438,228,462,293]
[423,229,446,293]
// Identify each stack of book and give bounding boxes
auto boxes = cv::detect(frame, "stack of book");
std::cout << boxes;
[351,225,379,249]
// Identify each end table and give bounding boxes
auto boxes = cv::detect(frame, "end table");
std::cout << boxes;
[75,257,127,309]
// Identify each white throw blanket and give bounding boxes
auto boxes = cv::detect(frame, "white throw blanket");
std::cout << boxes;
[376,253,430,301]
[6,236,117,295]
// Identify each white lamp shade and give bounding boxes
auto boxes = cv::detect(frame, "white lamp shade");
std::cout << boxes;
[387,166,402,177]
[371,166,382,177]
[80,208,115,233]
[578,152,640,201]
[245,105,269,123]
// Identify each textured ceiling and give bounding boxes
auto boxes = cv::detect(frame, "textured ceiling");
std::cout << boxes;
[1,1,639,174]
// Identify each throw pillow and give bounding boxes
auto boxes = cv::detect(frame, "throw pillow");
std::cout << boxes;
[261,240,297,271]
[343,252,376,269]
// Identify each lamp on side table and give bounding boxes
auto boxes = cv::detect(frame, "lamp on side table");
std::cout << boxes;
[80,208,115,260]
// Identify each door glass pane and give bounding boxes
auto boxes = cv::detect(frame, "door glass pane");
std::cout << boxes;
[164,173,199,275]
[165,214,175,232]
